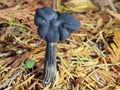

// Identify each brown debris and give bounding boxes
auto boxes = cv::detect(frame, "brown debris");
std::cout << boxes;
[0,0,120,90]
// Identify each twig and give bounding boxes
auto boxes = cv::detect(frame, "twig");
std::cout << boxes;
[53,0,56,10]
[0,67,11,74]
[85,83,94,90]
[107,0,117,13]
[16,75,34,88]
[99,31,109,47]
[0,69,23,89]
[0,52,12,57]
[85,63,115,70]
[90,76,104,87]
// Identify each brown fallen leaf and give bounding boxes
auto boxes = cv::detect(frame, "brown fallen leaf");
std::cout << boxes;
[57,0,97,12]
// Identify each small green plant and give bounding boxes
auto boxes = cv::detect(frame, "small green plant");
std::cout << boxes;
[0,21,27,34]
[25,60,35,69]
[0,21,26,27]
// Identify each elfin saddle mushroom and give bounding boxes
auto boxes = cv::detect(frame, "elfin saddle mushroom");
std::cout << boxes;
[34,7,80,86]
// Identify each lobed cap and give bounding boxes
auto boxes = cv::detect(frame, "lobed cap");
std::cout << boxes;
[34,7,81,43]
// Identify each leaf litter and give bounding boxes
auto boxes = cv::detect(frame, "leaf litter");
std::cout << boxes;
[0,0,120,90]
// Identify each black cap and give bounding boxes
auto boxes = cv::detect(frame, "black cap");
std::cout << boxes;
[34,7,81,43]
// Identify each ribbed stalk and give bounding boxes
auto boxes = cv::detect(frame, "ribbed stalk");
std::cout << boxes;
[43,42,57,86]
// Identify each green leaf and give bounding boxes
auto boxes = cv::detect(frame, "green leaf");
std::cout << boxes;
[20,28,26,34]
[116,62,120,65]
[25,60,35,69]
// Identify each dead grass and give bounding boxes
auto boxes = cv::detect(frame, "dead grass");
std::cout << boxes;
[0,0,120,90]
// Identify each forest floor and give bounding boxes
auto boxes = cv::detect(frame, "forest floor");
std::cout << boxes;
[0,0,120,90]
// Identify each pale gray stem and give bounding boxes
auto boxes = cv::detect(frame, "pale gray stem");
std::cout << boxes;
[43,42,57,86]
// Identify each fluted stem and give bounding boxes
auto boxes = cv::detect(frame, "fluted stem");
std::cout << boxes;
[43,42,57,86]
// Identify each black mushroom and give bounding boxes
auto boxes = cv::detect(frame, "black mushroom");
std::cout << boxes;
[34,7,80,86]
